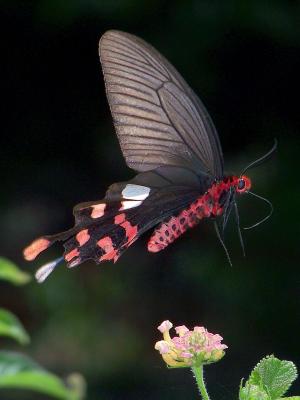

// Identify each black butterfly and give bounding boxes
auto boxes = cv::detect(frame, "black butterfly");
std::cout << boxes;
[23,30,276,282]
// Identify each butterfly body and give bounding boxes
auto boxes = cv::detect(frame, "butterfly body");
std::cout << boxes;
[148,175,251,253]
[22,30,268,282]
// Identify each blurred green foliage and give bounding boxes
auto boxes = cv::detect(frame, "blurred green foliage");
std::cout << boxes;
[0,257,31,286]
[0,309,30,345]
[0,258,85,399]
[1,0,299,399]
[0,351,83,400]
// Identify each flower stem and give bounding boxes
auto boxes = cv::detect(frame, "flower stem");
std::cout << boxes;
[191,365,210,400]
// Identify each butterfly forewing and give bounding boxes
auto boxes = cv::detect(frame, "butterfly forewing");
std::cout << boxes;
[99,30,223,178]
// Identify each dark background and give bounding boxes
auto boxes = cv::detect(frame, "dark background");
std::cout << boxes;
[1,1,299,399]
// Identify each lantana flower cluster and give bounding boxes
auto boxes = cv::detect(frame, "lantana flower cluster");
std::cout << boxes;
[155,320,227,368]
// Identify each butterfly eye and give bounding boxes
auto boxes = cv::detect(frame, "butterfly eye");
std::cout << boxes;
[237,179,246,190]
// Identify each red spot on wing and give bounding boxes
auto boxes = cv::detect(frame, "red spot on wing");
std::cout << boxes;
[76,229,90,246]
[121,221,138,243]
[114,213,138,243]
[65,248,80,262]
[23,238,50,261]
[114,213,126,224]
[91,204,106,218]
[97,237,119,262]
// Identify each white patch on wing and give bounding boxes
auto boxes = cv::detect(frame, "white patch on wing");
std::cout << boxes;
[35,256,64,283]
[122,184,150,201]
[120,200,143,210]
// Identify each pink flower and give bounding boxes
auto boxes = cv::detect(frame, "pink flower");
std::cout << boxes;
[175,325,189,337]
[158,320,173,333]
[155,340,171,354]
[154,320,227,368]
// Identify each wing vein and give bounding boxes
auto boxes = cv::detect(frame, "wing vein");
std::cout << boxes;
[107,91,159,107]
[114,111,173,126]
[163,85,210,166]
[105,72,156,91]
[103,59,167,82]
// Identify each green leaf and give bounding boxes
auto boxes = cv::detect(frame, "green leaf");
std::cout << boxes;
[282,397,300,399]
[0,351,79,400]
[0,257,31,285]
[248,355,298,399]
[239,380,270,400]
[0,309,30,345]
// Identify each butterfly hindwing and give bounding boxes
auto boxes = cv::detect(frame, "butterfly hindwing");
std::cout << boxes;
[63,182,200,267]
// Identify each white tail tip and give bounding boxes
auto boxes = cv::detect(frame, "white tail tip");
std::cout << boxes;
[35,257,63,283]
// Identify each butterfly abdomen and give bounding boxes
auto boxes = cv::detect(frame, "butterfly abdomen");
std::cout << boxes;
[147,180,232,253]
[147,211,199,253]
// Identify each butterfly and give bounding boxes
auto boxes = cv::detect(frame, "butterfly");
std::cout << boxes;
[23,30,276,282]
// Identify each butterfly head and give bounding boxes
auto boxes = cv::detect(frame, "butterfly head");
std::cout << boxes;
[235,175,251,194]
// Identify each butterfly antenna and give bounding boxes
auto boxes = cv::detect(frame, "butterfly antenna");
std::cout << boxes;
[214,221,232,266]
[35,256,64,284]
[243,191,274,230]
[234,201,246,256]
[241,138,277,175]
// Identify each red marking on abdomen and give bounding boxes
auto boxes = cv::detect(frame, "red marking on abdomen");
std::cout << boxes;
[148,179,234,253]
[65,248,80,262]
[148,211,200,253]
[23,238,50,261]
[76,229,90,246]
